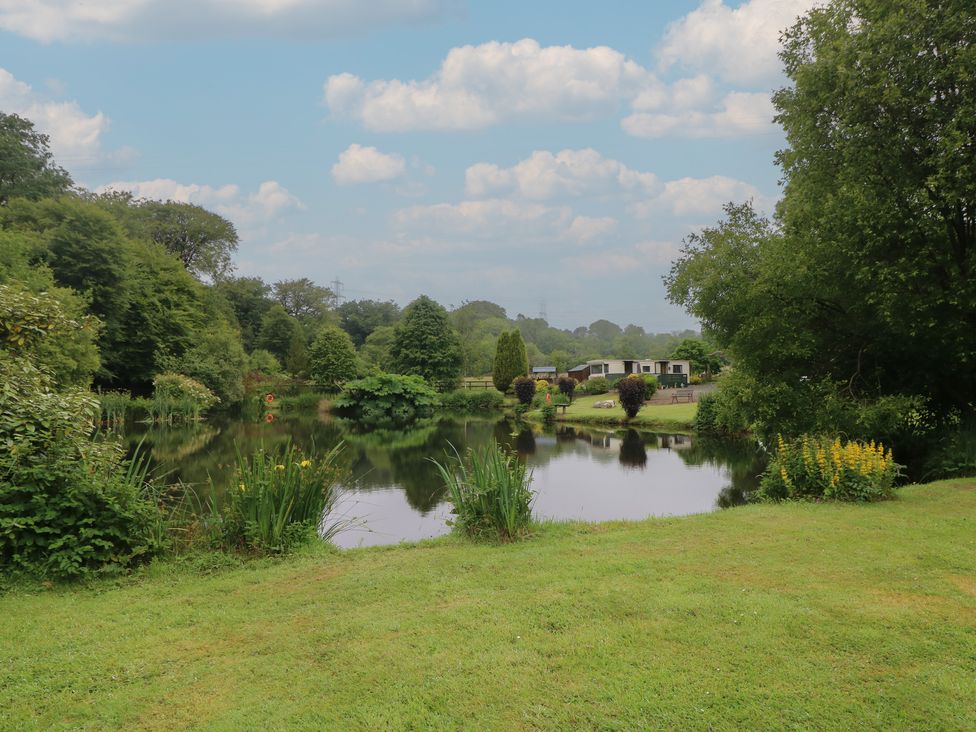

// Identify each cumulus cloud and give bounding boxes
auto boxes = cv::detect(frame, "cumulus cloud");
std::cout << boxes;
[657,0,819,85]
[465,148,657,200]
[0,0,452,43]
[0,67,111,166]
[622,91,775,138]
[393,198,573,239]
[566,216,618,244]
[562,252,642,276]
[98,178,303,226]
[324,38,654,131]
[331,143,406,185]
[631,175,768,218]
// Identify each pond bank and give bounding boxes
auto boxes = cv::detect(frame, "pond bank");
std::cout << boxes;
[524,393,698,431]
[2,480,973,730]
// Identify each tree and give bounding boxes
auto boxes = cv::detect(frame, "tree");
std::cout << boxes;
[273,278,335,325]
[129,200,239,280]
[338,299,400,347]
[360,325,396,372]
[617,376,648,419]
[0,112,72,204]
[257,304,307,375]
[308,326,359,391]
[492,330,528,391]
[215,276,273,352]
[389,295,463,391]
[670,338,723,377]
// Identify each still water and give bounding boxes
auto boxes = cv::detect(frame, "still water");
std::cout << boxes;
[130,413,765,549]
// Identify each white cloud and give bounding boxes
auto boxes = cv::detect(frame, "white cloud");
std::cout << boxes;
[657,0,818,85]
[0,0,451,43]
[563,252,642,276]
[393,198,573,239]
[97,178,303,226]
[0,67,110,165]
[566,216,618,244]
[324,38,654,131]
[465,148,657,200]
[631,175,768,218]
[331,143,406,185]
[622,91,775,138]
[634,239,681,265]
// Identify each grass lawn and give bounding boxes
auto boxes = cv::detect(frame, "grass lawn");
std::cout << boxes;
[2,481,975,730]
[530,392,698,430]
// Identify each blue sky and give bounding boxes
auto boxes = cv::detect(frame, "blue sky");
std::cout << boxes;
[0,0,815,331]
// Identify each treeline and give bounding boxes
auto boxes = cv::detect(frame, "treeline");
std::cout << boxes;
[0,110,703,404]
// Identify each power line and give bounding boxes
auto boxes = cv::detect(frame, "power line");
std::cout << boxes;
[330,278,343,307]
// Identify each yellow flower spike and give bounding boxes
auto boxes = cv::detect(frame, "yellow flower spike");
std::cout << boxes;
[239,483,246,492]
[300,459,312,469]
[275,464,286,471]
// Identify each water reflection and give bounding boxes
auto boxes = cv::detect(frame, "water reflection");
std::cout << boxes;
[126,413,765,548]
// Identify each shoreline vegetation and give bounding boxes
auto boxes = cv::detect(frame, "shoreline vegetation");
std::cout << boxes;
[1,479,972,729]
[524,393,698,431]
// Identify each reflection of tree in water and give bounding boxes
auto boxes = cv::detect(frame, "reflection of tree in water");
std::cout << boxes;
[514,428,536,456]
[676,437,767,504]
[618,429,648,470]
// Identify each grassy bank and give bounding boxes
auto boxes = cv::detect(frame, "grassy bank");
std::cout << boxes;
[529,392,698,430]
[2,481,974,730]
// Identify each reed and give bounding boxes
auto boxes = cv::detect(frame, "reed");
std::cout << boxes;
[216,441,345,553]
[97,389,133,427]
[431,439,534,540]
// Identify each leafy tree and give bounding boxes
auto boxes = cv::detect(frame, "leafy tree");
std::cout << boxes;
[670,338,723,377]
[389,295,463,391]
[162,311,248,404]
[360,324,396,372]
[0,112,72,204]
[126,200,239,281]
[492,330,529,391]
[273,278,335,325]
[309,325,359,391]
[257,304,307,375]
[215,276,273,352]
[338,299,400,347]
[617,376,648,419]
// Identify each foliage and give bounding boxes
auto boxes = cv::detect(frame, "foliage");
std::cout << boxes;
[492,330,528,392]
[440,389,505,414]
[540,403,556,424]
[670,338,724,377]
[0,112,73,204]
[162,305,247,404]
[272,278,335,326]
[214,442,344,554]
[617,375,648,419]
[512,376,536,406]
[215,276,273,352]
[640,374,658,397]
[557,377,576,402]
[257,304,307,375]
[389,295,463,391]
[921,423,976,481]
[308,325,359,391]
[580,377,610,395]
[431,440,534,540]
[758,435,899,502]
[337,299,400,347]
[359,324,396,372]
[247,349,282,377]
[333,373,439,428]
[98,390,132,427]
[151,372,218,422]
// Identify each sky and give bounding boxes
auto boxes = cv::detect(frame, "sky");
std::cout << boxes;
[0,0,817,331]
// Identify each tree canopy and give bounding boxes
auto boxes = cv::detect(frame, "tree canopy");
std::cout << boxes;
[0,113,73,204]
[389,295,463,391]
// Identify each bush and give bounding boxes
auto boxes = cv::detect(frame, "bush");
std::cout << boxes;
[332,373,439,427]
[557,377,576,402]
[151,372,218,422]
[247,349,281,376]
[513,376,536,405]
[540,403,556,424]
[0,355,161,578]
[535,379,550,394]
[308,325,359,391]
[581,377,610,395]
[441,389,505,414]
[431,440,534,540]
[617,375,648,419]
[641,374,658,397]
[757,435,899,502]
[694,392,719,433]
[213,442,345,554]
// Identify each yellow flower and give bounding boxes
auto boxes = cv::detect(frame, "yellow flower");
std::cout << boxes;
[300,459,312,468]
[275,464,286,471]
[239,483,246,492]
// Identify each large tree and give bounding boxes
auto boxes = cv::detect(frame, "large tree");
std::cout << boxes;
[492,330,530,392]
[338,299,400,347]
[0,113,73,204]
[389,295,462,391]
[272,278,335,325]
[667,0,976,439]
[308,326,359,391]
[257,304,307,375]
[215,276,273,352]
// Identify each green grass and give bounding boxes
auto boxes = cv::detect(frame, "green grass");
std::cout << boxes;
[2,481,975,730]
[529,392,698,430]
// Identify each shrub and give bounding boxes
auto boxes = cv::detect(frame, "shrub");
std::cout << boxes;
[535,379,550,394]
[332,373,439,427]
[512,376,536,405]
[641,374,658,397]
[617,375,648,419]
[557,377,576,402]
[150,372,218,422]
[213,442,345,554]
[431,440,534,540]
[247,349,282,376]
[0,355,161,578]
[540,403,556,424]
[441,389,505,414]
[581,377,610,395]
[694,392,719,433]
[757,435,899,502]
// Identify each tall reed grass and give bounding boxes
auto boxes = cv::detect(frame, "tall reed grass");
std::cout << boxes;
[431,440,534,540]
[97,389,132,428]
[214,441,345,553]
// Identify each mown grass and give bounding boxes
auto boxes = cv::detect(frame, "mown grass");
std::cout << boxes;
[530,392,698,430]
[1,481,975,731]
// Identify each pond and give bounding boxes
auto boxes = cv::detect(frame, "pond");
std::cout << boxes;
[128,412,766,548]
